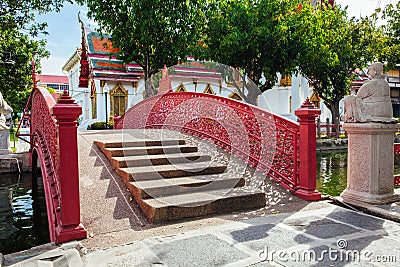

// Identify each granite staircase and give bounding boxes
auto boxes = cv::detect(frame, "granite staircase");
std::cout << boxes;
[94,138,266,223]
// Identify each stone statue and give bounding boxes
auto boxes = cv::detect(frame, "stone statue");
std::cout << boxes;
[343,62,396,123]
[0,91,13,130]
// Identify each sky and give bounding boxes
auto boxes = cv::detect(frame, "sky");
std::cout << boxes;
[38,0,397,76]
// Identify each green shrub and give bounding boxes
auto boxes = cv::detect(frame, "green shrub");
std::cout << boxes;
[88,120,114,130]
[88,122,106,130]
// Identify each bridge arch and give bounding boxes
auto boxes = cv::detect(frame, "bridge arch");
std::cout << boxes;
[115,91,322,200]
[17,86,87,244]
[30,147,53,240]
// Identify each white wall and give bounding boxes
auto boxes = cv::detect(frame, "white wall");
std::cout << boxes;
[66,61,336,129]
[258,74,333,122]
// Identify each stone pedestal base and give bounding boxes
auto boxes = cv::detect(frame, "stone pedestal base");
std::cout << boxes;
[0,129,12,155]
[341,123,400,204]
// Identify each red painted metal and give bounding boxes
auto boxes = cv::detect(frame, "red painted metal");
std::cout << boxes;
[112,115,121,128]
[294,98,322,200]
[115,92,321,200]
[28,87,87,243]
[395,175,400,187]
[394,143,400,155]
[78,16,90,88]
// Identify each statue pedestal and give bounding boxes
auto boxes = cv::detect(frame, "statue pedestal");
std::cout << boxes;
[0,129,12,155]
[341,123,400,204]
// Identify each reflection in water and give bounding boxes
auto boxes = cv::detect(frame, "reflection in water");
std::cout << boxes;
[317,151,347,196]
[317,151,400,196]
[0,172,49,255]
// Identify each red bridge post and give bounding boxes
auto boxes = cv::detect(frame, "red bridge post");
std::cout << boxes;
[51,90,87,243]
[294,98,322,201]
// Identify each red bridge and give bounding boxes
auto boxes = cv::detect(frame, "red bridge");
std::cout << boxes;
[17,87,87,243]
[18,86,399,244]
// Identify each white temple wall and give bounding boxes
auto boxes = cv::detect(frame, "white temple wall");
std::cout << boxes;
[65,61,335,128]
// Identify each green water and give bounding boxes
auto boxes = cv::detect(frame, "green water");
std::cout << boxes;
[316,151,400,196]
[0,173,49,255]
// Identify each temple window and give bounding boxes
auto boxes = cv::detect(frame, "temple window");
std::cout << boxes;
[110,83,128,116]
[391,89,400,98]
[204,84,215,94]
[280,74,292,87]
[176,83,187,92]
[228,92,242,101]
[310,91,321,108]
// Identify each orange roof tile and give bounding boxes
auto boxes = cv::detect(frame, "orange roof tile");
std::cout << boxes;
[91,36,120,54]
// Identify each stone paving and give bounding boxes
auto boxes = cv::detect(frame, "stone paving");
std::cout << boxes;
[94,203,398,267]
[3,201,400,266]
[2,129,400,266]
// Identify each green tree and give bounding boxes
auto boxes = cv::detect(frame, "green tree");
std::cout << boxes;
[78,0,206,97]
[0,0,72,112]
[201,0,301,104]
[0,29,48,112]
[1,0,70,36]
[377,2,400,70]
[291,3,376,121]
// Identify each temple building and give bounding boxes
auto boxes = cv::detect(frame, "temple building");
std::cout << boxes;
[62,20,332,129]
[62,21,144,129]
[387,69,400,117]
[158,58,248,101]
[36,74,69,93]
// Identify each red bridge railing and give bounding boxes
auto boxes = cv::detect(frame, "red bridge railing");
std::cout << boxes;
[18,87,87,243]
[115,92,321,200]
[394,143,400,187]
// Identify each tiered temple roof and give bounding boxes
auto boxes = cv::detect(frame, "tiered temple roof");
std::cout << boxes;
[66,25,220,88]
[168,57,222,81]
[84,31,143,82]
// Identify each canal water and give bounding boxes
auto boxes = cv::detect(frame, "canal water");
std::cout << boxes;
[316,150,400,196]
[0,172,49,255]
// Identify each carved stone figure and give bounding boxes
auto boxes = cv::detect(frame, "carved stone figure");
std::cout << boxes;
[0,91,13,130]
[343,62,396,123]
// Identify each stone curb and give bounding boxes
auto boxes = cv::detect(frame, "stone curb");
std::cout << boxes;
[2,242,83,267]
[335,196,400,223]
[316,139,348,151]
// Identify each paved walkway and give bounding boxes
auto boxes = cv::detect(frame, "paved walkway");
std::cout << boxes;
[3,201,400,266]
[2,129,400,266]
[76,129,309,251]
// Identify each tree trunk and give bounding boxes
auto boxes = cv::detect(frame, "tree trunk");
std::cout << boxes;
[328,100,341,132]
[247,89,260,105]
[144,55,155,98]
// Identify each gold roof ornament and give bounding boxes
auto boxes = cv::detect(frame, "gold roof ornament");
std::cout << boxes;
[310,90,321,108]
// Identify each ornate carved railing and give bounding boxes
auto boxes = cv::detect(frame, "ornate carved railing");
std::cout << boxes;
[18,87,87,243]
[115,92,321,200]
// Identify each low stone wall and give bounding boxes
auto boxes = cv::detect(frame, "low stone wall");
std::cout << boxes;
[0,152,30,174]
[317,139,348,151]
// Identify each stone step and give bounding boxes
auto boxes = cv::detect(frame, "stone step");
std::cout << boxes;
[95,139,186,149]
[126,175,245,199]
[93,135,266,224]
[117,161,227,181]
[111,153,212,168]
[138,188,266,222]
[103,145,199,158]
